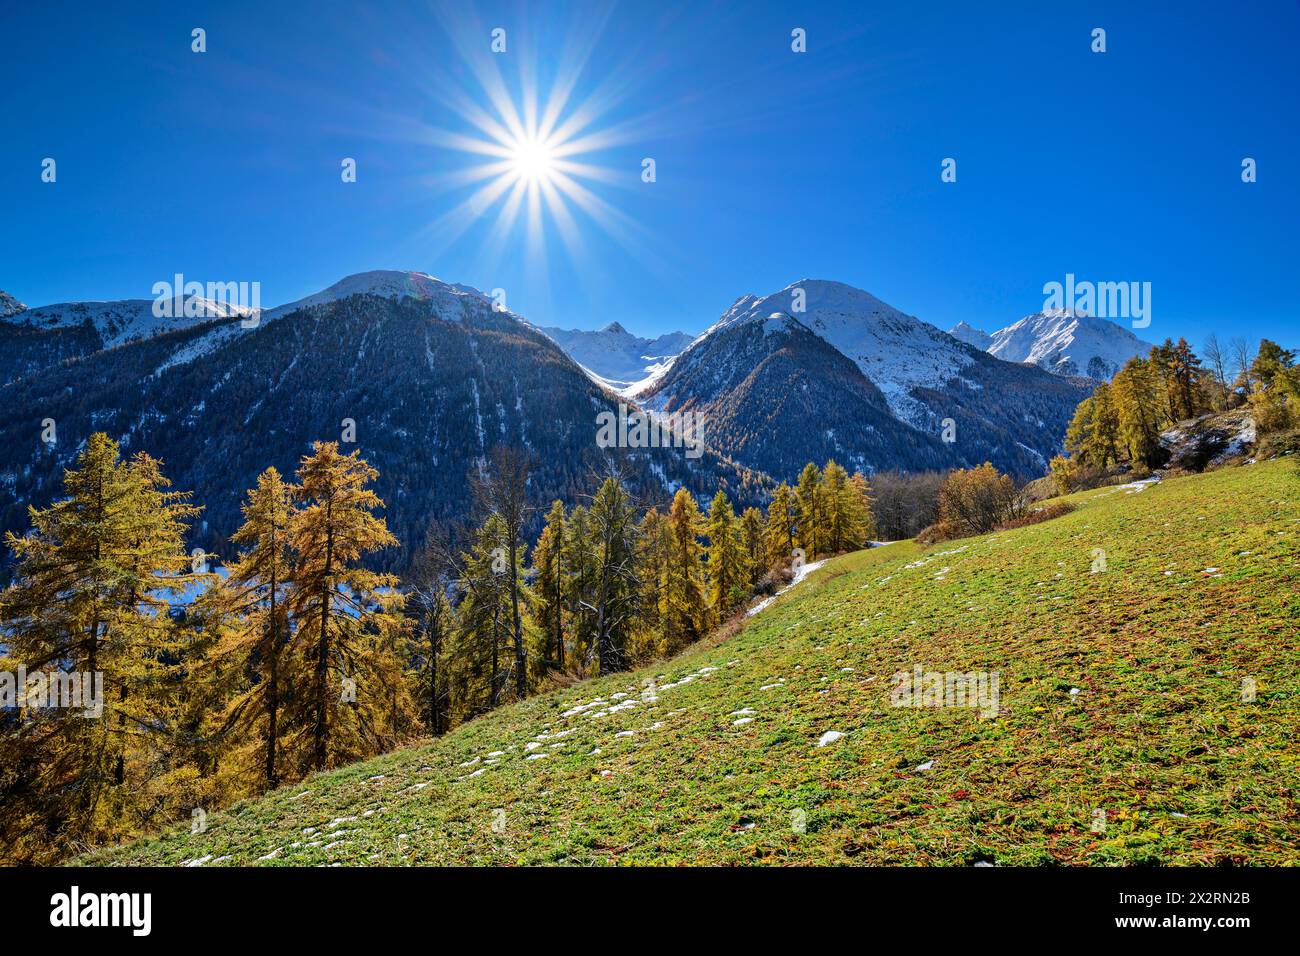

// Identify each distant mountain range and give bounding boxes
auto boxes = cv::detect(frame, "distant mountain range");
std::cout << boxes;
[950,310,1153,380]
[630,307,960,479]
[0,272,760,571]
[537,322,693,390]
[0,292,255,384]
[0,271,1116,568]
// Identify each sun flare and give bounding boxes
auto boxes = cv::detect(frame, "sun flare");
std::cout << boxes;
[509,136,556,183]
[413,14,655,273]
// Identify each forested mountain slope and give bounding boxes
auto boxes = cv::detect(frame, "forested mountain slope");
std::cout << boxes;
[0,274,761,570]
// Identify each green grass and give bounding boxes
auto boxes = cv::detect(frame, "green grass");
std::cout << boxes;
[87,460,1300,866]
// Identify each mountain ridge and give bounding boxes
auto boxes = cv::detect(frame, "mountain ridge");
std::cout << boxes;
[636,310,960,477]
[0,290,26,319]
[950,310,1153,380]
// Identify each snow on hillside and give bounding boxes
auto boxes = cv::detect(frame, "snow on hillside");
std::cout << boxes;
[9,297,255,348]
[0,290,26,318]
[264,270,496,321]
[629,311,801,410]
[539,322,694,390]
[747,558,827,617]
[707,279,976,427]
[621,354,681,401]
[982,310,1152,379]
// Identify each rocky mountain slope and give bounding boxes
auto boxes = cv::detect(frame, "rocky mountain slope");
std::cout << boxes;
[948,320,992,350]
[1,294,255,385]
[0,291,26,319]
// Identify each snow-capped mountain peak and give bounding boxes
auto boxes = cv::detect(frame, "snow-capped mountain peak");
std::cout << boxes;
[539,322,694,392]
[264,270,496,321]
[638,277,1091,479]
[948,320,993,350]
[704,279,976,425]
[0,290,26,319]
[985,309,1153,379]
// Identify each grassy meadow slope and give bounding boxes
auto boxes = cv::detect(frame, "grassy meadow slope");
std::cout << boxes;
[90,460,1299,866]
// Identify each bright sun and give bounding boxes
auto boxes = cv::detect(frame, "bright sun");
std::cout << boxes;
[418,20,650,270]
[509,136,555,183]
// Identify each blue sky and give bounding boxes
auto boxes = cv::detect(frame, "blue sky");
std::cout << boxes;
[2,0,1297,347]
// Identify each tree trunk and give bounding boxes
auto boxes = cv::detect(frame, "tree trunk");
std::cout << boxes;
[313,501,335,772]
[428,608,442,735]
[489,603,501,709]
[554,548,564,669]
[265,557,280,787]
[509,540,525,699]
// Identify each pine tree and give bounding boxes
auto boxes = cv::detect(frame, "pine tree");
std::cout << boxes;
[450,513,512,716]
[530,500,568,671]
[1065,380,1122,468]
[795,462,825,558]
[1252,339,1299,395]
[821,461,855,553]
[1246,339,1300,431]
[663,488,708,652]
[848,472,877,544]
[0,433,205,858]
[406,522,457,736]
[632,506,671,660]
[705,490,747,616]
[204,467,294,787]
[579,477,640,675]
[286,442,404,773]
[762,482,797,570]
[1111,358,1164,466]
[561,505,597,670]
[739,506,765,589]
[1158,338,1205,422]
[471,448,533,700]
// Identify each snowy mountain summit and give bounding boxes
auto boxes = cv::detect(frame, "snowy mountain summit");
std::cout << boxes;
[955,309,1153,380]
[264,269,497,321]
[539,321,693,391]
[637,277,1090,479]
[0,290,26,319]
[948,320,992,350]
[707,279,978,427]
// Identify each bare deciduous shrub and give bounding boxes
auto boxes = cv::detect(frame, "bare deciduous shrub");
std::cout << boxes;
[937,462,1022,536]
[871,470,945,540]
[994,500,1074,531]
[915,520,960,546]
[754,565,792,596]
